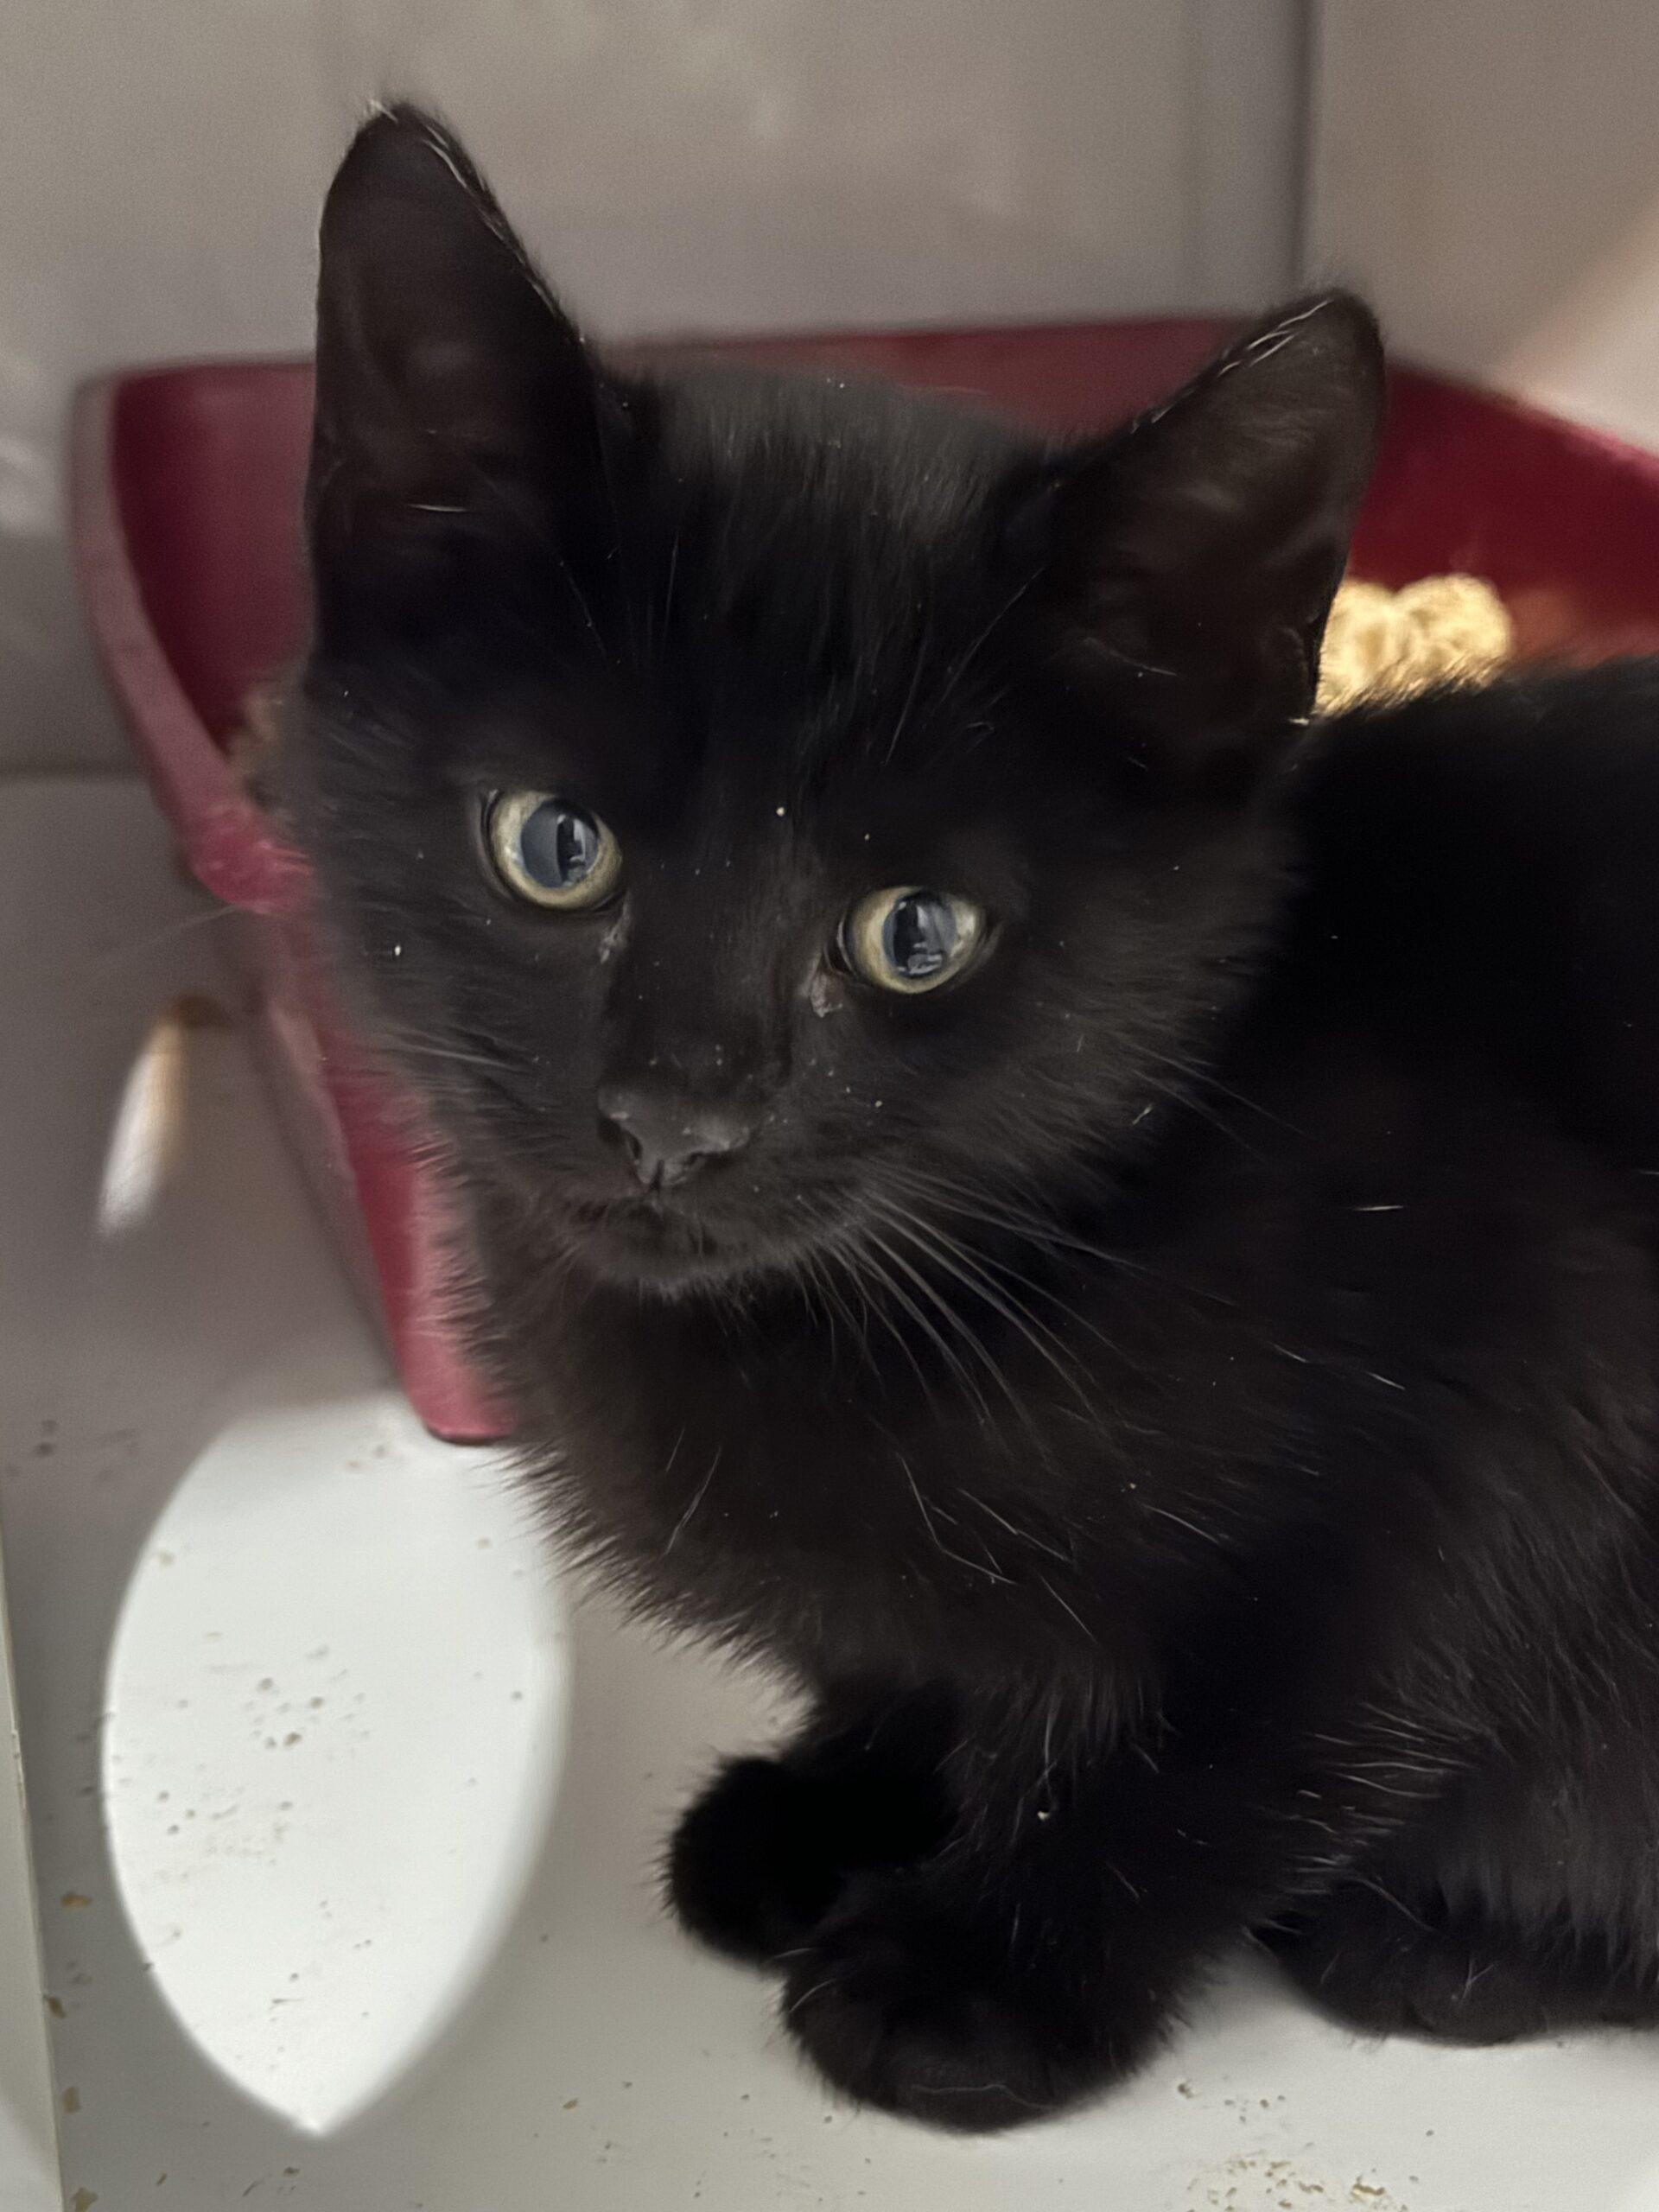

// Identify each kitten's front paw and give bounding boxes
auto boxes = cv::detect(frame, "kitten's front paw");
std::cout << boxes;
[668,1757,849,1964]
[782,1885,1155,2132]
[669,1730,955,1967]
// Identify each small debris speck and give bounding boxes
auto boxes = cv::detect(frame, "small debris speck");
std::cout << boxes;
[72,2192,98,2211]
[60,1893,92,1910]
[61,2087,80,2113]
[563,2098,578,2111]
[46,1996,65,2019]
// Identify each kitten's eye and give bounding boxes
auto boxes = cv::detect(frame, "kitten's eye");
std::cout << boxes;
[842,887,985,995]
[486,791,623,910]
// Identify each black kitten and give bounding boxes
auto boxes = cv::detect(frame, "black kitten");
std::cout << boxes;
[289,107,1659,2131]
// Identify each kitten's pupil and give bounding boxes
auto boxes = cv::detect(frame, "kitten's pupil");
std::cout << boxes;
[521,801,600,890]
[886,893,956,980]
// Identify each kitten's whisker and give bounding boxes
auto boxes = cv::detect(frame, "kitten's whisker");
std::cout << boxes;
[95,898,241,969]
[660,530,682,646]
[391,1038,509,1074]
[1138,1041,1300,1135]
[882,607,935,763]
[826,1235,938,1408]
[861,1218,1020,1403]
[897,1453,1012,1585]
[858,1228,1000,1428]
[875,1183,1103,1327]
[934,575,1034,715]
[1035,1573,1097,1646]
[875,1162,1146,1277]
[664,1448,721,1553]
[868,1198,1098,1417]
[819,1241,878,1371]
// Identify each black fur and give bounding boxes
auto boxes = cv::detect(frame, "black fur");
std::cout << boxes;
[288,108,1659,2129]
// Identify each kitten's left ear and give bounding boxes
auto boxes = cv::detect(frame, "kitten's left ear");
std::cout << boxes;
[1025,292,1385,764]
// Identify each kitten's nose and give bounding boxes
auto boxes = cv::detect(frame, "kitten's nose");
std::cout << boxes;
[596,1083,755,1190]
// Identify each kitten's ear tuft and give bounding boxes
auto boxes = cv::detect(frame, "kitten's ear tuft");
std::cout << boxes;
[309,105,617,622]
[1030,292,1385,760]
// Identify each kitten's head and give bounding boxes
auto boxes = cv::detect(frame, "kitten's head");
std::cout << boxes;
[292,107,1383,1294]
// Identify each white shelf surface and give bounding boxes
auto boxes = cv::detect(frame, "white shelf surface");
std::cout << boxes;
[3,774,1659,2210]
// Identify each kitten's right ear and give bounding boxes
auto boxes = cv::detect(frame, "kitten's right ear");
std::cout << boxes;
[309,105,620,636]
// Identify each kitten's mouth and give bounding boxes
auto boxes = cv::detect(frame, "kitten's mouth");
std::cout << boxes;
[562,1179,852,1293]
[565,1192,751,1288]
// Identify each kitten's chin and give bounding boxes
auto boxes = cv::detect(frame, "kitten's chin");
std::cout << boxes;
[562,1196,779,1297]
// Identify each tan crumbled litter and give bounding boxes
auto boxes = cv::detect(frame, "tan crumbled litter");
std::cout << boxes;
[1318,573,1513,714]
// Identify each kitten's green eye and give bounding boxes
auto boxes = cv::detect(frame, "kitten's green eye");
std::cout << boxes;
[486,791,623,910]
[842,887,985,995]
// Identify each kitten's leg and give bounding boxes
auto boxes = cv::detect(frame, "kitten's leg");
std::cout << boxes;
[779,1757,1194,2129]
[778,1715,1458,2131]
[1270,1878,1659,2042]
[667,1684,956,1965]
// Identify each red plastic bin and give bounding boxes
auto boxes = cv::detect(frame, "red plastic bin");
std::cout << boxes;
[70,320,1659,1441]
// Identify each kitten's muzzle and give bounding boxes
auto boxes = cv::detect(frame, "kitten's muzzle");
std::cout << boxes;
[596,1080,755,1191]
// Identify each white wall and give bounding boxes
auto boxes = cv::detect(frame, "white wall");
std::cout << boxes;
[0,0,1305,771]
[1308,3,1659,448]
